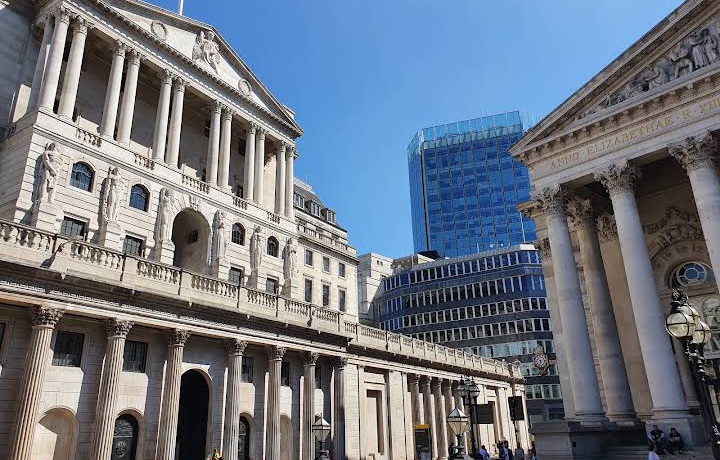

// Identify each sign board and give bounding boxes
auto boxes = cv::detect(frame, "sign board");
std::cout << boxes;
[414,425,432,460]
[473,404,494,424]
[508,396,525,421]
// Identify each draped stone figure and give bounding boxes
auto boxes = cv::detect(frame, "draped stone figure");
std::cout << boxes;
[213,210,228,260]
[250,226,264,274]
[689,30,710,69]
[101,167,122,224]
[38,142,62,204]
[192,30,220,73]
[282,237,298,284]
[703,28,719,64]
[156,188,175,243]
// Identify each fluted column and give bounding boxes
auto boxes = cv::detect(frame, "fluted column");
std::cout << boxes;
[670,133,720,296]
[303,352,319,460]
[421,377,438,459]
[99,40,126,138]
[408,374,422,424]
[206,100,222,186]
[57,17,88,119]
[243,123,257,201]
[285,148,296,219]
[266,346,286,460]
[433,379,449,460]
[8,306,63,460]
[534,185,605,421]
[90,319,134,460]
[254,128,267,206]
[28,15,54,110]
[442,381,454,448]
[165,78,186,167]
[38,8,70,110]
[223,339,247,460]
[116,50,142,145]
[152,70,173,161]
[333,358,348,460]
[218,107,234,190]
[275,143,287,215]
[567,198,636,422]
[156,329,191,460]
[595,162,688,417]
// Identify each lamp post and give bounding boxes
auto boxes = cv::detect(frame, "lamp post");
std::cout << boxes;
[447,407,472,460]
[457,376,480,458]
[665,289,720,460]
[312,416,331,460]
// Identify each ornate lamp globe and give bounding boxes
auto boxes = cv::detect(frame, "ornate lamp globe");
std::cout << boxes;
[447,407,469,437]
[312,416,331,443]
[457,378,470,399]
[467,379,481,400]
[692,320,712,345]
[666,308,696,339]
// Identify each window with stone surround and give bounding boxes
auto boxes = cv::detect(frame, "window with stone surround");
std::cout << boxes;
[281,362,290,387]
[322,284,330,307]
[304,279,313,303]
[69,162,94,192]
[305,249,313,266]
[60,217,87,239]
[267,237,279,257]
[129,184,149,211]
[123,340,148,373]
[229,267,244,285]
[123,235,144,257]
[322,256,330,273]
[232,223,245,245]
[241,356,254,383]
[338,288,346,312]
[52,330,84,367]
[338,262,346,278]
[266,276,278,294]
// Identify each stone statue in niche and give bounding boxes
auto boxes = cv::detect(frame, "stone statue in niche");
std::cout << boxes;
[213,210,228,260]
[37,142,62,204]
[192,30,220,73]
[282,237,298,283]
[156,188,175,242]
[101,167,123,224]
[689,30,711,69]
[250,226,264,273]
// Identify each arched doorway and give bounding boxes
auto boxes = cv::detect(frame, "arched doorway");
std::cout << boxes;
[171,209,210,273]
[279,415,293,460]
[30,408,78,460]
[111,414,139,460]
[176,370,210,460]
[238,416,251,460]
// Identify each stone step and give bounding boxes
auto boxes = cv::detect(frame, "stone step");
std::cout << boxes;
[604,445,713,460]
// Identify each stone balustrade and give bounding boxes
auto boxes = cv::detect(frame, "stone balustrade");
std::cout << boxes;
[75,126,103,148]
[0,218,521,380]
[297,223,356,256]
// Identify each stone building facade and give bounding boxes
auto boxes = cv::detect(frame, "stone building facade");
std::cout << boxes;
[0,1,527,460]
[510,0,720,457]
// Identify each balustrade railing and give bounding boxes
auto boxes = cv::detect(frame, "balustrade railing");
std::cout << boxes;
[76,127,103,147]
[182,174,210,194]
[134,153,155,170]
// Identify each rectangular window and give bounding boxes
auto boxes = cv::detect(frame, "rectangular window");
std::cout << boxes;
[241,356,254,383]
[122,340,148,373]
[305,249,313,266]
[52,330,84,367]
[322,284,330,306]
[60,217,86,238]
[338,289,346,312]
[322,257,330,273]
[229,267,244,285]
[266,276,279,294]
[338,262,346,278]
[304,279,313,303]
[122,235,144,256]
[281,362,290,387]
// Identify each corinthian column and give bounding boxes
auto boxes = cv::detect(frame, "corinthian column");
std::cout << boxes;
[567,198,635,422]
[670,133,720,296]
[243,123,257,201]
[206,100,222,186]
[303,352,319,460]
[57,16,88,119]
[28,15,54,110]
[433,379,449,460]
[218,108,234,190]
[90,319,134,460]
[408,374,421,424]
[275,143,287,215]
[165,78,186,167]
[421,377,438,459]
[534,185,605,422]
[99,40,126,138]
[152,70,173,161]
[285,148,296,219]
[254,128,267,206]
[265,346,286,460]
[116,50,142,145]
[223,339,247,460]
[156,329,191,460]
[595,162,688,418]
[38,8,70,110]
[8,306,63,460]
[333,357,348,460]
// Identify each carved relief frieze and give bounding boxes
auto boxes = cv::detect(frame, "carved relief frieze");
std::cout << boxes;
[150,20,167,41]
[192,30,221,73]
[643,205,700,234]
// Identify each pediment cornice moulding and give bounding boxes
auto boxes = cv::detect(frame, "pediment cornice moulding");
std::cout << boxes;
[46,0,302,142]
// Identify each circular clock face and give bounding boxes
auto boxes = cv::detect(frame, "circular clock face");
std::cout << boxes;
[533,354,548,369]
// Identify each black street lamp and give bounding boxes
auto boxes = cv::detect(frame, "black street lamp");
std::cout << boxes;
[665,289,720,459]
[447,407,473,460]
[312,416,332,460]
[457,376,481,458]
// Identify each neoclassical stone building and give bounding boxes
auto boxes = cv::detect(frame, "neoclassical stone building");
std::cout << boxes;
[0,1,527,460]
[511,0,720,457]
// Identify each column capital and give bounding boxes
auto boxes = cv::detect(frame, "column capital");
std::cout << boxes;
[567,198,595,229]
[303,351,320,366]
[127,48,143,66]
[537,237,551,260]
[267,345,286,361]
[210,100,223,114]
[52,6,72,25]
[441,379,452,391]
[247,122,258,135]
[173,77,186,92]
[532,183,568,216]
[596,214,619,243]
[222,107,235,121]
[224,338,247,356]
[334,356,349,369]
[31,306,63,328]
[167,329,191,346]
[407,374,419,385]
[105,318,133,338]
[287,146,298,159]
[669,131,717,173]
[278,141,288,155]
[595,160,641,196]
[71,15,89,35]
[257,127,267,141]
[419,375,431,387]
[431,377,442,389]
[158,68,174,84]
[33,12,52,28]
[112,39,127,58]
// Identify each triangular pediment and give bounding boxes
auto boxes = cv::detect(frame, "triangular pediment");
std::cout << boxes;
[511,0,719,156]
[94,0,301,135]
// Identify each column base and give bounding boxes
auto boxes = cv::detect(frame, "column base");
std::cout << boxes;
[531,420,646,460]
[32,200,62,232]
[99,222,124,251]
[154,240,175,265]
[572,412,607,427]
[649,411,705,448]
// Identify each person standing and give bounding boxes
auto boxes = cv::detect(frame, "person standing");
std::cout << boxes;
[648,444,661,460]
[515,445,525,460]
[478,444,491,460]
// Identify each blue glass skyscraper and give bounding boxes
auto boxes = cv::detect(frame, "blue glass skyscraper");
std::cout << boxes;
[408,111,537,257]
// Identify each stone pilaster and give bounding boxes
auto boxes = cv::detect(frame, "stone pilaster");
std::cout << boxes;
[117,50,142,144]
[90,319,133,460]
[58,16,88,119]
[38,7,70,110]
[156,329,191,460]
[223,339,247,460]
[333,357,348,460]
[99,40,126,138]
[243,123,258,202]
[408,374,421,424]
[303,352,319,460]
[265,345,286,460]
[8,306,63,460]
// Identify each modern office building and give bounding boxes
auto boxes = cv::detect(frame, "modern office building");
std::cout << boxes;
[373,245,564,428]
[408,111,537,257]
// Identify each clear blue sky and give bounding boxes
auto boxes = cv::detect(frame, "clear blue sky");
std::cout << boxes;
[148,0,680,257]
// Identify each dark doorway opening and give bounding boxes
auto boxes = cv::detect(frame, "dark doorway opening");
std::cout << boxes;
[111,414,139,460]
[238,416,250,460]
[177,369,210,460]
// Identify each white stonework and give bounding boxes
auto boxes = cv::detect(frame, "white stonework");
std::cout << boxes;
[0,2,525,460]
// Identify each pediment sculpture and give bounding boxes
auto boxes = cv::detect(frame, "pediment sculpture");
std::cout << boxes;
[192,30,221,73]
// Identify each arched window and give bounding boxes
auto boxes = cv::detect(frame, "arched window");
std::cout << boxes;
[267,236,279,257]
[238,416,251,460]
[129,185,149,211]
[112,414,139,460]
[669,261,715,289]
[232,223,245,245]
[70,162,93,192]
